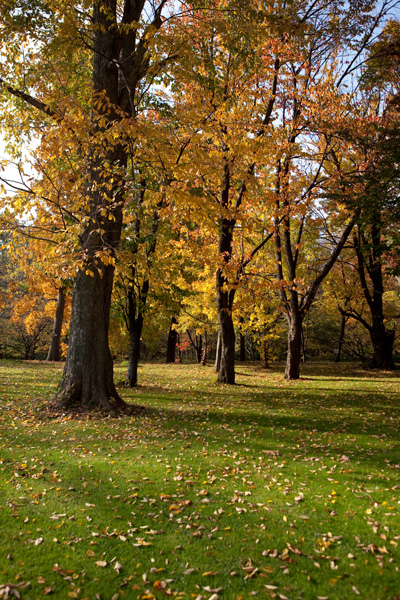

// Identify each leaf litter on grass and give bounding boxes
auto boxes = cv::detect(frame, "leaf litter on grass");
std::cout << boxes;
[0,360,399,599]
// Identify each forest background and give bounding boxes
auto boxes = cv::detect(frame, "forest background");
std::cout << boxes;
[0,0,400,412]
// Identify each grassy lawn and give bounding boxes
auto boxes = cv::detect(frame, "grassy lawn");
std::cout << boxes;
[0,360,399,600]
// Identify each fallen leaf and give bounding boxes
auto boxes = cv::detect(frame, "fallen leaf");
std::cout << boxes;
[96,561,107,568]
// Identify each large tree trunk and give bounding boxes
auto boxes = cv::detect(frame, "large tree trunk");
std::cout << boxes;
[59,264,127,411]
[285,311,303,380]
[369,317,395,369]
[166,316,178,363]
[47,286,66,361]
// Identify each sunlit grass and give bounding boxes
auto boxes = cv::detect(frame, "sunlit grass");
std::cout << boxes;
[0,359,399,599]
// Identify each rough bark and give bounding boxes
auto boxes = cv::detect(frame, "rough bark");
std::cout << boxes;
[166,316,178,363]
[56,0,167,412]
[217,299,236,384]
[285,312,303,380]
[369,318,395,369]
[60,264,126,411]
[47,286,66,361]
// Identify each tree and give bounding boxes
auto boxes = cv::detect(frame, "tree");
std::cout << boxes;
[167,0,391,383]
[328,19,400,369]
[0,0,179,411]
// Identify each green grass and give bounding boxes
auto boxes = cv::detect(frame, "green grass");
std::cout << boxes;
[0,360,399,600]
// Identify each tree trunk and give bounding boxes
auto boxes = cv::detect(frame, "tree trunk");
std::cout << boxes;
[196,334,203,363]
[126,281,147,386]
[56,1,168,412]
[353,221,396,370]
[59,264,127,411]
[369,317,395,369]
[217,297,236,384]
[166,316,178,363]
[214,331,221,372]
[202,330,208,366]
[285,313,303,380]
[57,1,127,412]
[177,333,182,363]
[335,314,347,363]
[260,340,270,369]
[47,286,66,361]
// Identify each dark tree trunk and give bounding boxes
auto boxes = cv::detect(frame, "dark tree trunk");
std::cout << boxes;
[196,335,203,363]
[126,280,149,387]
[127,324,141,386]
[335,314,347,363]
[60,264,126,411]
[47,286,66,361]
[369,318,395,369]
[187,330,203,363]
[214,331,221,372]
[217,294,236,383]
[216,161,236,384]
[166,316,178,363]
[285,311,303,380]
[202,331,208,365]
[353,221,396,370]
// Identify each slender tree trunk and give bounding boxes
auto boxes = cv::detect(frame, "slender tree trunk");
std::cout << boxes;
[215,331,221,372]
[202,331,208,366]
[216,161,236,384]
[177,333,182,363]
[127,327,141,387]
[126,280,148,387]
[285,310,303,380]
[260,340,270,368]
[335,314,347,363]
[353,221,396,370]
[47,286,66,361]
[166,316,178,363]
[196,335,203,363]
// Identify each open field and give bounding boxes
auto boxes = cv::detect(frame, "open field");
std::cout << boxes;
[0,360,399,600]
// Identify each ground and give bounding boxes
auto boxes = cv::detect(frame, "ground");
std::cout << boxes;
[0,360,399,600]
